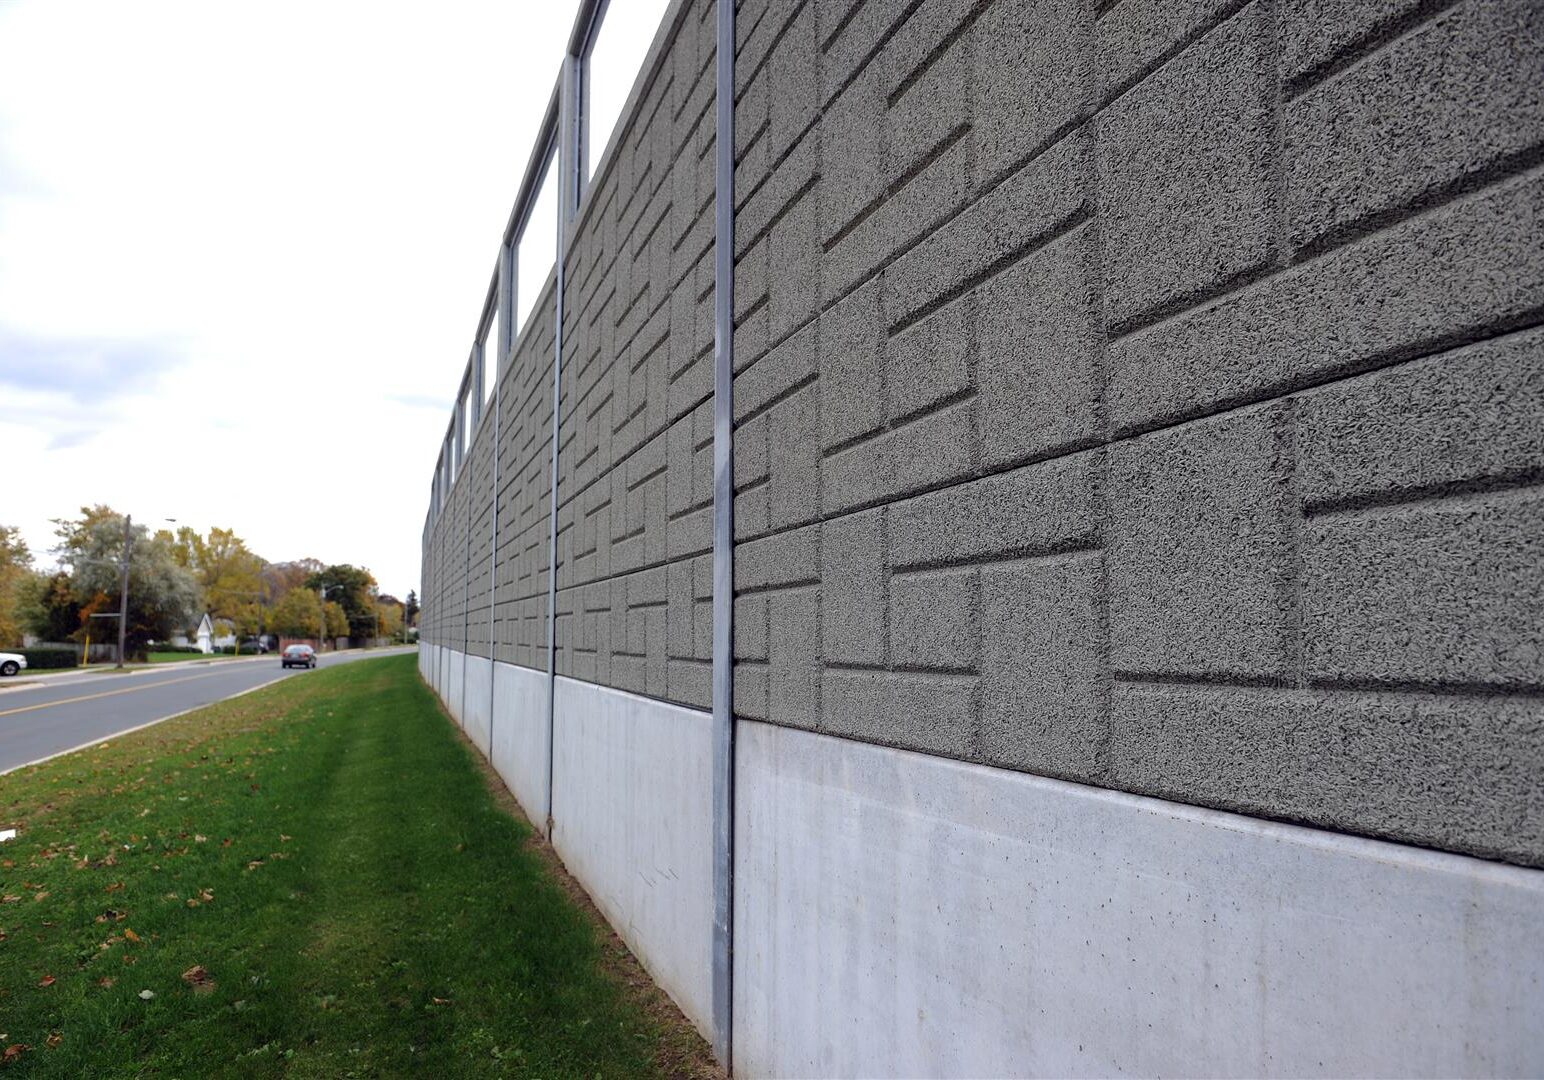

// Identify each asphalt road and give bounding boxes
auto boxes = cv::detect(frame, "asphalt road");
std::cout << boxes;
[0,647,414,775]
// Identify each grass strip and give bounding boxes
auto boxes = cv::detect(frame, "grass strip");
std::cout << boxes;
[0,654,706,1077]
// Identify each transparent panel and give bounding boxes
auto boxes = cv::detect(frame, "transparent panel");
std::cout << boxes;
[460,385,472,454]
[482,300,500,409]
[516,148,558,332]
[584,0,673,177]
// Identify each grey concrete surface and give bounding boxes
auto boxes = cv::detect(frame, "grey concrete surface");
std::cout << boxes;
[420,0,1544,871]
[0,649,414,775]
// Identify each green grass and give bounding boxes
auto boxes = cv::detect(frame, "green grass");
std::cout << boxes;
[145,652,233,665]
[0,655,686,1076]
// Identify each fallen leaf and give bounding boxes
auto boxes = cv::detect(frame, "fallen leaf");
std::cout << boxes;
[279,835,291,842]
[181,965,215,993]
[105,882,124,893]
[194,835,207,844]
[123,928,141,943]
[0,896,19,904]
[98,977,115,988]
[3,1044,30,1062]
[38,975,56,987]
[44,1033,61,1049]
[432,996,451,1006]
[138,989,155,1000]
[33,891,48,902]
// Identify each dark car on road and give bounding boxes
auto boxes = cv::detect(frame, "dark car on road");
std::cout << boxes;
[281,644,317,670]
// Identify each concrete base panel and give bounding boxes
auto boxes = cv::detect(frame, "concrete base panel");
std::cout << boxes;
[552,676,715,1043]
[490,661,550,829]
[733,720,1544,1079]
[463,655,492,755]
[445,650,465,726]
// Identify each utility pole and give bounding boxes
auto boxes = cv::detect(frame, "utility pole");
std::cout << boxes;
[116,514,133,669]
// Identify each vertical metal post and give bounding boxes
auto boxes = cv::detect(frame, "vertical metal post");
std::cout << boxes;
[488,248,506,757]
[545,57,580,839]
[710,0,737,1066]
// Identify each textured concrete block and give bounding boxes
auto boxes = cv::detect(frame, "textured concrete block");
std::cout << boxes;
[819,66,886,246]
[1110,170,1544,432]
[735,592,769,662]
[766,2,818,166]
[972,0,1093,184]
[820,669,976,758]
[767,380,822,531]
[886,292,972,425]
[820,279,886,447]
[1110,684,1544,867]
[822,133,973,306]
[735,318,817,422]
[1297,328,1544,510]
[768,586,821,728]
[1109,408,1290,679]
[821,509,887,666]
[886,14,970,182]
[890,568,979,672]
[1280,0,1441,88]
[1286,0,1544,253]
[1098,5,1274,327]
[978,553,1105,780]
[888,450,1099,569]
[977,223,1102,468]
[735,522,820,592]
[1096,0,1247,96]
[821,398,975,515]
[1305,492,1544,688]
[884,131,1090,332]
[767,186,820,345]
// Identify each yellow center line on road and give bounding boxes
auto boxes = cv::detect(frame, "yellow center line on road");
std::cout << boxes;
[0,668,270,720]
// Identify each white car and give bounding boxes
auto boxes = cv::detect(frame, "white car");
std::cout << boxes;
[0,652,25,677]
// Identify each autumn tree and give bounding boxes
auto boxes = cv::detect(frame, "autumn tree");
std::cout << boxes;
[304,564,377,642]
[267,588,322,639]
[323,601,350,640]
[55,508,200,660]
[262,559,325,607]
[18,572,81,642]
[160,525,267,636]
[0,525,34,648]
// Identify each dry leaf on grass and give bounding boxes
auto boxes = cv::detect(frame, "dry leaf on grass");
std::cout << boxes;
[37,975,55,988]
[44,1033,61,1049]
[181,965,215,993]
[3,1044,30,1062]
[123,928,141,943]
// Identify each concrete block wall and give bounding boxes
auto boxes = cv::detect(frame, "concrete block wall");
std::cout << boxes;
[494,274,557,672]
[415,0,1544,1070]
[730,0,1544,868]
[553,0,720,713]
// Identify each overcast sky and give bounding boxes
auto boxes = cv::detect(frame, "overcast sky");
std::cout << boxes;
[0,0,670,600]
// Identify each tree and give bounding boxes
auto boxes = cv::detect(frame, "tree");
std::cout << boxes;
[55,509,200,660]
[267,589,321,639]
[323,601,349,640]
[262,559,325,606]
[0,525,34,648]
[19,571,81,642]
[159,525,267,636]
[404,590,419,629]
[304,564,377,642]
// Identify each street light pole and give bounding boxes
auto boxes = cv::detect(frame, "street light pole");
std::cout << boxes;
[116,514,133,669]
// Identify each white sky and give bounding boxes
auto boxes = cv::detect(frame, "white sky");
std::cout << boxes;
[0,0,671,600]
